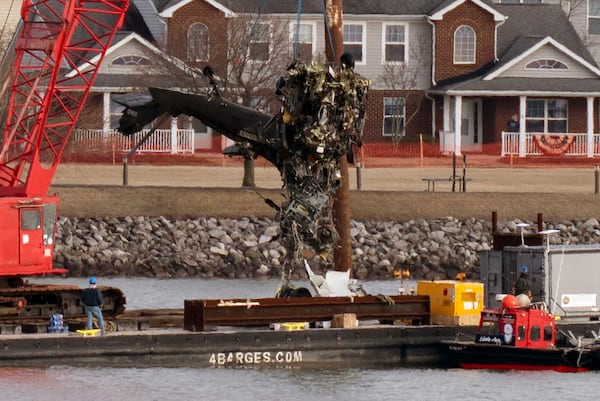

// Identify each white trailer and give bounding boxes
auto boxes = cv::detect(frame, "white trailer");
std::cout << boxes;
[480,244,600,321]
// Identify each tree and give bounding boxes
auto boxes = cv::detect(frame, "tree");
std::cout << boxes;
[378,33,429,143]
[217,15,293,187]
[147,12,295,187]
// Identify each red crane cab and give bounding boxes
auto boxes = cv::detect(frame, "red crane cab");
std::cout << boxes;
[0,195,67,277]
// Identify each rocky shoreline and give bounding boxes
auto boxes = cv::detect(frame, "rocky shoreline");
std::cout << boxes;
[53,216,600,281]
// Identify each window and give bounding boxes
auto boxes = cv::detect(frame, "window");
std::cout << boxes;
[454,25,475,64]
[517,325,526,341]
[543,325,553,341]
[383,24,406,63]
[21,209,41,230]
[42,203,56,245]
[111,55,150,66]
[526,99,568,133]
[590,0,600,35]
[343,24,364,64]
[188,23,209,62]
[110,100,125,130]
[529,326,541,341]
[291,23,313,61]
[383,97,405,136]
[525,59,568,69]
[249,23,270,61]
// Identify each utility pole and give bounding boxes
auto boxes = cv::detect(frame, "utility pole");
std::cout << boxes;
[323,0,352,273]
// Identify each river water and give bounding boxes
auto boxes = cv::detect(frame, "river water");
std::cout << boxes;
[3,277,599,401]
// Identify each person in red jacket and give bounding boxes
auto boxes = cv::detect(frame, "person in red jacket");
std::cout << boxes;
[81,277,105,335]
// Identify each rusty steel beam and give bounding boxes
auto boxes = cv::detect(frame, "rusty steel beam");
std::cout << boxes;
[184,295,430,332]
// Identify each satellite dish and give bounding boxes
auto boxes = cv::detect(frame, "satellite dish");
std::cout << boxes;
[538,229,560,235]
[538,229,560,248]
[515,223,530,246]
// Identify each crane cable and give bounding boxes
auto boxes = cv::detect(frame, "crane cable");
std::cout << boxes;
[293,0,302,59]
[0,0,17,48]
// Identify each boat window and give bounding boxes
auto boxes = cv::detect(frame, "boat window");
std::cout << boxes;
[530,326,541,341]
[544,326,552,341]
[480,321,499,335]
[517,325,526,340]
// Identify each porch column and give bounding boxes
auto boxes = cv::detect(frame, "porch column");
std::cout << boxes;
[443,95,451,132]
[103,91,111,135]
[587,96,594,158]
[454,95,462,156]
[519,96,526,157]
[170,116,178,154]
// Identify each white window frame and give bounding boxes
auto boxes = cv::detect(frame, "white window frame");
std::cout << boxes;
[289,22,316,60]
[589,0,600,35]
[525,98,568,134]
[382,97,406,137]
[381,23,408,65]
[343,22,367,65]
[248,22,272,62]
[187,22,210,62]
[499,0,542,3]
[110,55,151,66]
[524,59,568,70]
[453,25,476,64]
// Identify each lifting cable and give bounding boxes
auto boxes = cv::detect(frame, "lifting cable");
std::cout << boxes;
[293,0,302,59]
[0,0,17,47]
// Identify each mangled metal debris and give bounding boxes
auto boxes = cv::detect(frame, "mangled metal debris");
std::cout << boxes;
[273,60,369,280]
[115,57,369,282]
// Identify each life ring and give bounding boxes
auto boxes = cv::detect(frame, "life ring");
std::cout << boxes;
[534,134,574,156]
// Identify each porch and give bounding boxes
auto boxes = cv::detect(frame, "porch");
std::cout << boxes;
[70,129,196,154]
[500,132,600,157]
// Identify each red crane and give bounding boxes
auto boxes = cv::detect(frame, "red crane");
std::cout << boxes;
[0,0,128,320]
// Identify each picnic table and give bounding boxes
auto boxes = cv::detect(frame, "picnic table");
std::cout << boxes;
[422,176,470,192]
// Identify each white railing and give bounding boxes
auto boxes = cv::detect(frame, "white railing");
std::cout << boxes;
[70,129,195,154]
[501,132,600,157]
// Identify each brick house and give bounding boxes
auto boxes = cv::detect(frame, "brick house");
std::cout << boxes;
[70,0,600,157]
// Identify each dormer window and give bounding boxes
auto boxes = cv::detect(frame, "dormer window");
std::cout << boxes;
[525,59,568,70]
[188,23,209,62]
[454,25,475,64]
[111,55,150,66]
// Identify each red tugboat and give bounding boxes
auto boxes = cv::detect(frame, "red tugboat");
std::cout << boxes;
[443,294,600,372]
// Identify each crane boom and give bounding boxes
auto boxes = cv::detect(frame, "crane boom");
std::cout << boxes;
[0,0,128,197]
[0,0,127,281]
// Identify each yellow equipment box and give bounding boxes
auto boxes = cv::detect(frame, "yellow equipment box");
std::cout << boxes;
[417,280,483,325]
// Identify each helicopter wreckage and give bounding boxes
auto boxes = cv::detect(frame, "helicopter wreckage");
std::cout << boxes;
[116,57,370,291]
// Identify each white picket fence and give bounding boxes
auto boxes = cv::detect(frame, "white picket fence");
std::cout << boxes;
[501,132,600,157]
[70,129,195,154]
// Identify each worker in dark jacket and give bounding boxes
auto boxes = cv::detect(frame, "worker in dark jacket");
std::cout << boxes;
[82,277,105,335]
[514,266,532,299]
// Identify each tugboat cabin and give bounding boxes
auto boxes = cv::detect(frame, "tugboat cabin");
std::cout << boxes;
[476,295,555,350]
